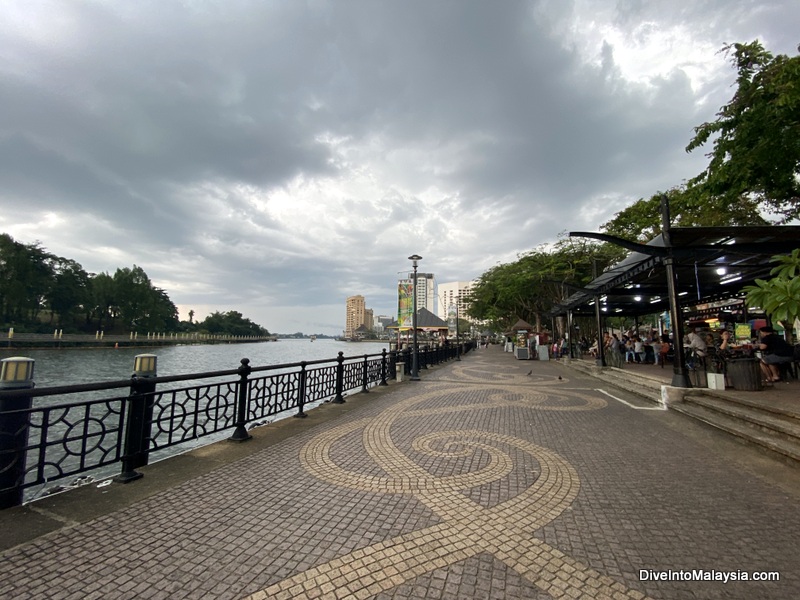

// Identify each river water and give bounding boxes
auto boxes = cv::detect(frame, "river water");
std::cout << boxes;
[0,338,389,389]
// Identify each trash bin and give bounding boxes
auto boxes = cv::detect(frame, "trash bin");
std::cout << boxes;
[726,358,762,391]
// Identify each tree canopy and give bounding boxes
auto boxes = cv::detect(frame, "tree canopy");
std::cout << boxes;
[686,41,800,223]
[466,237,620,333]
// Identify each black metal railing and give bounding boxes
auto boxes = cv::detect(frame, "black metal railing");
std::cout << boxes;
[0,343,473,508]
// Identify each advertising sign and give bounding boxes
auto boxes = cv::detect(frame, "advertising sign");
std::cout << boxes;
[447,303,457,334]
[735,323,751,340]
[397,280,413,327]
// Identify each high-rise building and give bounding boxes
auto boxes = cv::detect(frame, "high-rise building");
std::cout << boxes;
[363,308,374,331]
[437,281,475,320]
[345,295,366,338]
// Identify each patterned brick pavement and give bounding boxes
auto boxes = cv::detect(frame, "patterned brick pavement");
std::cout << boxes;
[2,347,799,599]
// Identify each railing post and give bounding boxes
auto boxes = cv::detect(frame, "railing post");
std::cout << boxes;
[332,352,346,403]
[0,357,35,509]
[380,349,388,386]
[295,362,308,418]
[230,358,253,441]
[115,378,149,483]
[389,349,398,380]
[361,354,370,393]
[132,354,157,468]
[115,354,158,482]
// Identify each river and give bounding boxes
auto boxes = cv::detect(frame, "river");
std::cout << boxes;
[0,338,389,389]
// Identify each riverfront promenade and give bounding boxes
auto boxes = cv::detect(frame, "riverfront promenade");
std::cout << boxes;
[2,347,800,599]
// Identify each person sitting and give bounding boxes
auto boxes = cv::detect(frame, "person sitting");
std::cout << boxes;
[716,330,733,357]
[659,333,671,368]
[624,338,635,363]
[757,326,794,383]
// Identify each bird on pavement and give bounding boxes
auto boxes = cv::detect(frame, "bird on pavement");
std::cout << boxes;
[526,370,532,376]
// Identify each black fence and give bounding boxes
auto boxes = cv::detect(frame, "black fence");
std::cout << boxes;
[0,343,473,508]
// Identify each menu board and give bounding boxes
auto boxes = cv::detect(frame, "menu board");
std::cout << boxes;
[735,323,751,340]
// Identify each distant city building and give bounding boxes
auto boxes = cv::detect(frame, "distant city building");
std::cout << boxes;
[345,295,366,338]
[374,315,393,334]
[437,281,475,319]
[364,308,374,331]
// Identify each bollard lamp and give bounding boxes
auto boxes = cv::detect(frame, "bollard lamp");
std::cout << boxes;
[133,354,158,378]
[0,357,35,389]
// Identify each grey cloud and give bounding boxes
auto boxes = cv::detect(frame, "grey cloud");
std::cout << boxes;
[1,0,798,334]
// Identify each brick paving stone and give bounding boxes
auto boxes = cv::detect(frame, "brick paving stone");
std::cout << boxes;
[2,347,800,599]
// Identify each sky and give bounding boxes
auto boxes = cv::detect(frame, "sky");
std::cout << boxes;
[2,1,799,335]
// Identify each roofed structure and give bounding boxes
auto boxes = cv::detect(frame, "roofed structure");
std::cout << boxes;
[549,226,800,318]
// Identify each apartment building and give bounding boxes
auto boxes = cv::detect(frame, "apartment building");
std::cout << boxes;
[345,295,366,338]
[437,281,474,318]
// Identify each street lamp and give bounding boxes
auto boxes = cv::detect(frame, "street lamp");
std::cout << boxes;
[408,254,422,380]
[455,300,462,361]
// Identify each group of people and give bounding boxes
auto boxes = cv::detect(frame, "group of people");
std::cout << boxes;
[587,325,796,384]
[591,330,672,368]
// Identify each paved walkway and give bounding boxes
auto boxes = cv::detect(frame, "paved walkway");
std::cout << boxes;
[2,347,800,599]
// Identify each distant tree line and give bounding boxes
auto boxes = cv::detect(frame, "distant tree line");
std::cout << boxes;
[0,233,270,336]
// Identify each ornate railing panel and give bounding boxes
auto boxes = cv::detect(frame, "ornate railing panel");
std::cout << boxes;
[0,344,472,508]
[22,396,127,491]
[150,381,238,450]
[249,371,301,420]
[306,364,338,403]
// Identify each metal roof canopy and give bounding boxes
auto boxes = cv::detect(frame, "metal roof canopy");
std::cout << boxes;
[551,226,800,318]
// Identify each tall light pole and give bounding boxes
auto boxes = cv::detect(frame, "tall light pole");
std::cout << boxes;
[455,300,461,361]
[408,254,422,380]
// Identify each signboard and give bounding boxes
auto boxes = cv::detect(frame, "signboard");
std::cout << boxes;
[447,303,457,335]
[397,280,413,327]
[735,323,751,340]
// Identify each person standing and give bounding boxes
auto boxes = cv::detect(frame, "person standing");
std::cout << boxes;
[634,337,645,364]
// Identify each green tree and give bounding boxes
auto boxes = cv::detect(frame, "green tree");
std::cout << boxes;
[743,249,800,340]
[200,310,269,336]
[467,237,618,332]
[601,186,764,244]
[0,234,54,323]
[113,265,154,330]
[88,272,118,330]
[47,258,90,328]
[686,41,800,223]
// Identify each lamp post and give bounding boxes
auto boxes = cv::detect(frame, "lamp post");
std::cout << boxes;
[408,254,422,380]
[455,301,462,361]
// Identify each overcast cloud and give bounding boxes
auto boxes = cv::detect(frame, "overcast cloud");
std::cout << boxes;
[1,0,798,335]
